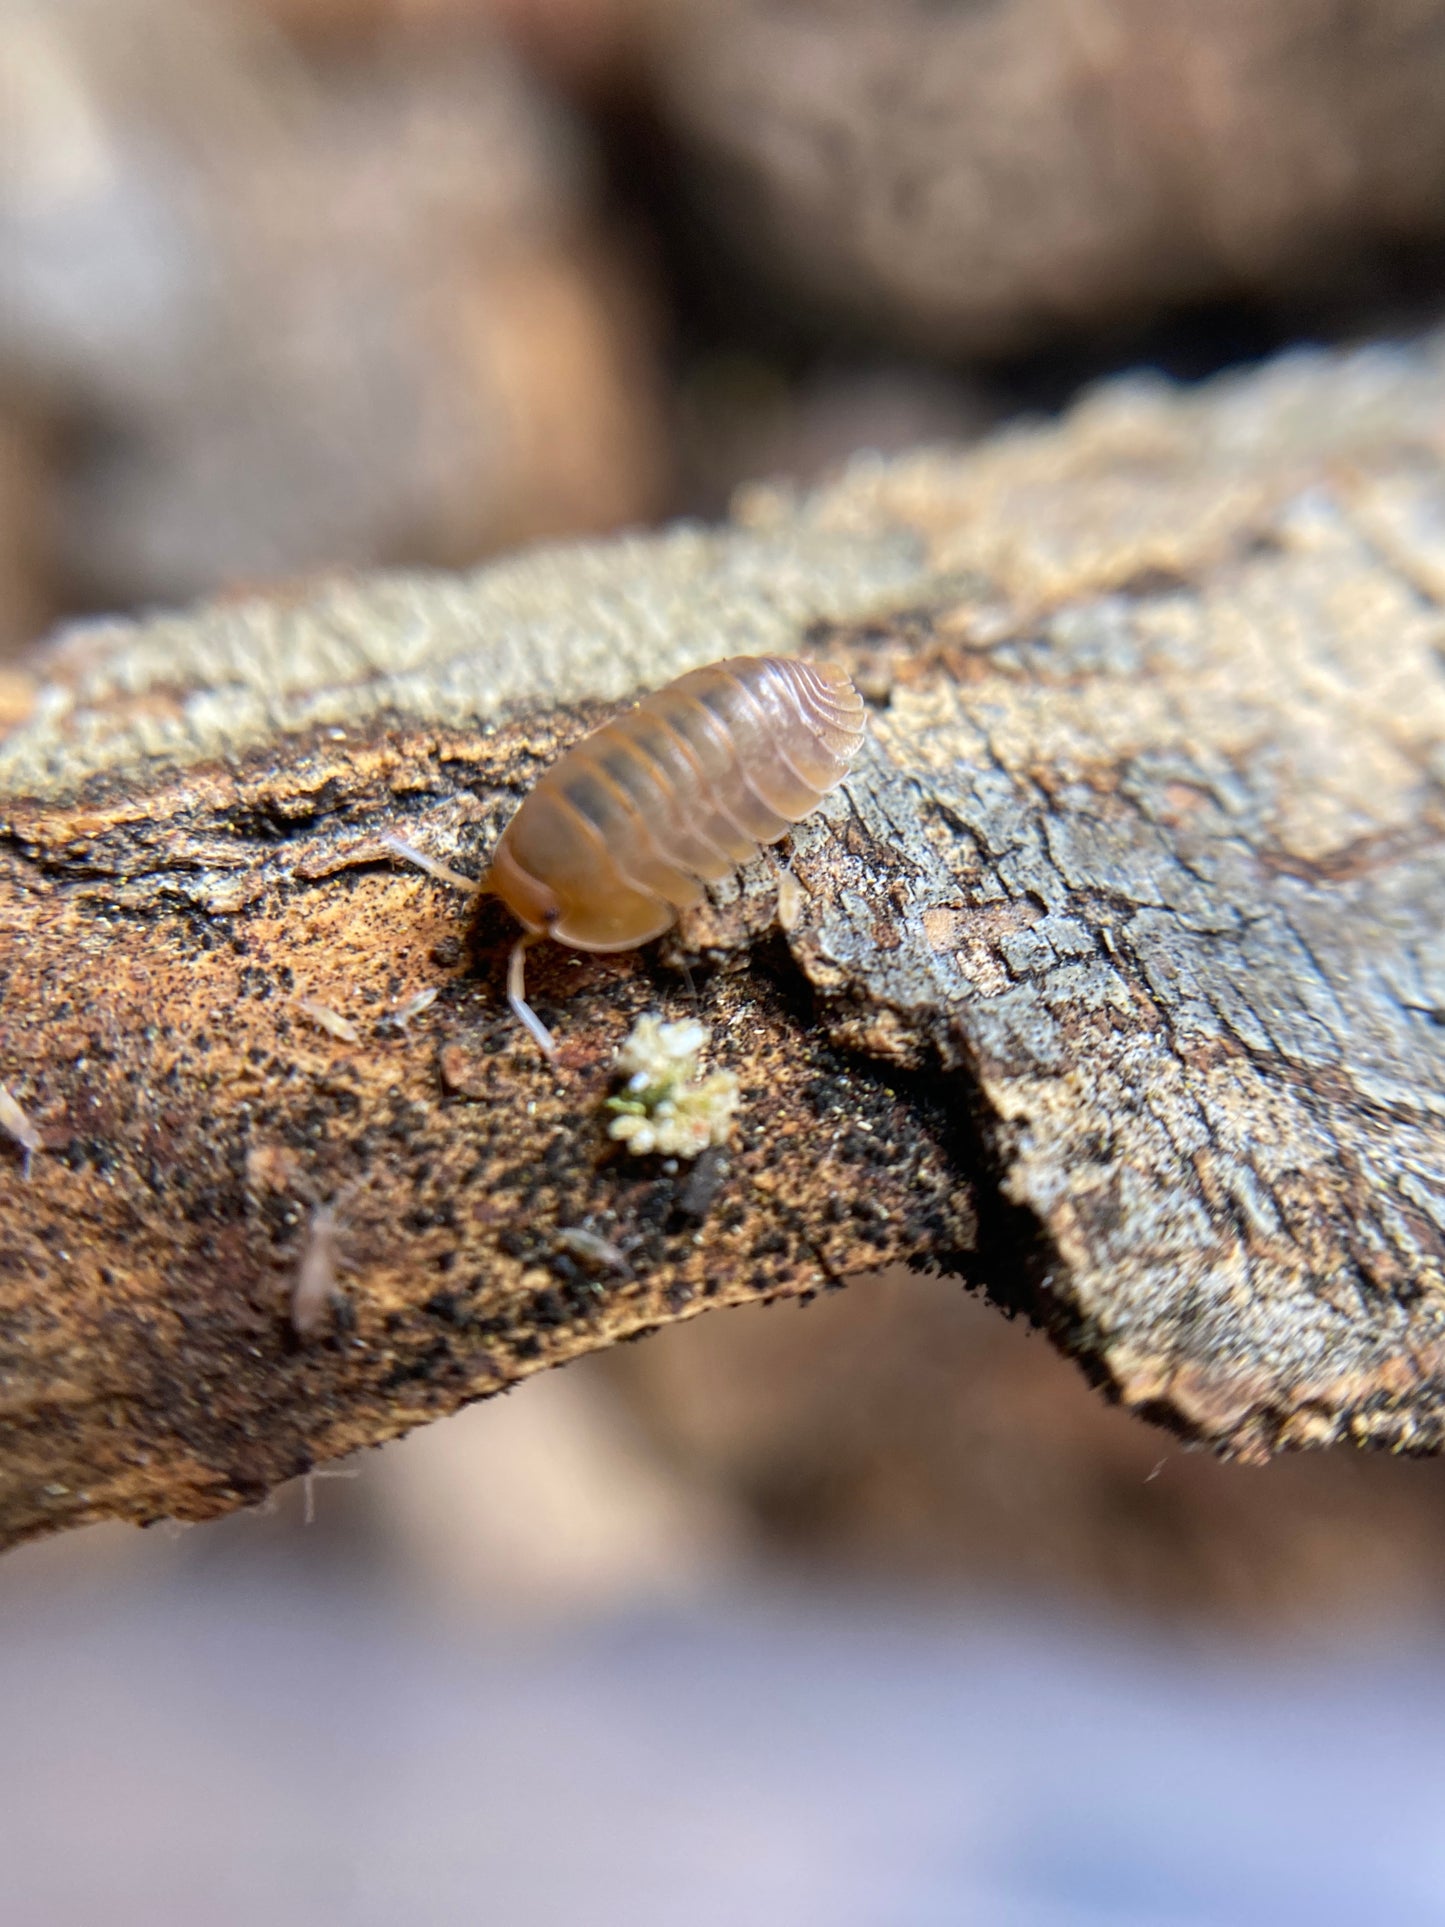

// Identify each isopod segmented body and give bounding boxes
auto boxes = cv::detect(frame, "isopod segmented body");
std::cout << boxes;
[382,655,866,1058]
[486,655,867,952]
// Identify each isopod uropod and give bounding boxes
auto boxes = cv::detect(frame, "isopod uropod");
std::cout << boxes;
[384,654,867,1057]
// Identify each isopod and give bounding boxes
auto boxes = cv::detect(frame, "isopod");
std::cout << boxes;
[0,1082,42,1178]
[383,655,866,1058]
[291,1196,347,1338]
[296,996,360,1044]
[554,1225,634,1277]
[384,987,439,1031]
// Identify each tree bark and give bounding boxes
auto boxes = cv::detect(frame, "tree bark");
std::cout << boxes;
[4,337,1445,1550]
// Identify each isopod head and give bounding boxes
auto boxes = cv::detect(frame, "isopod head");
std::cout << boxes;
[486,787,673,951]
[485,836,564,940]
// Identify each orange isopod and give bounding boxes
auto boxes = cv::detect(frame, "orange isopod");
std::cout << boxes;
[385,655,867,1056]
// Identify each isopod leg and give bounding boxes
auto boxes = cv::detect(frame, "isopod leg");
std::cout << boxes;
[378,831,484,896]
[508,935,557,1062]
[678,956,700,1016]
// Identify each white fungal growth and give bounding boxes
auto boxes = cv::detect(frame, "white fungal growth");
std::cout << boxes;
[605,1015,739,1159]
[0,1083,42,1177]
[616,1015,712,1083]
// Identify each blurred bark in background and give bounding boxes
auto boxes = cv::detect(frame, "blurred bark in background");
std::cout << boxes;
[0,0,666,651]
[599,1277,1445,1629]
[248,0,645,96]
[0,416,54,653]
[654,0,1445,352]
[10,0,1445,657]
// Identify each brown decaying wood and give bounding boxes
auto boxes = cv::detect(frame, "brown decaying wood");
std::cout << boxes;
[3,336,1445,1552]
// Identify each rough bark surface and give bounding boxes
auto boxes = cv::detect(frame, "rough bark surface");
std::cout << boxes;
[5,336,1445,1549]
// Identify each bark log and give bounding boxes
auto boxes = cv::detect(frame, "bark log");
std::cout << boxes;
[5,336,1445,1550]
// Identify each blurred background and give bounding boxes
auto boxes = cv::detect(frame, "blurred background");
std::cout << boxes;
[7,0,1445,1919]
